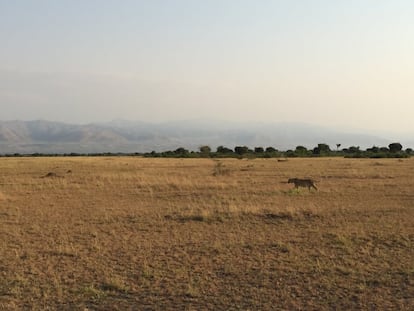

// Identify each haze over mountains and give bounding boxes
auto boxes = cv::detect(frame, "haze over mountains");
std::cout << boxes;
[0,119,411,154]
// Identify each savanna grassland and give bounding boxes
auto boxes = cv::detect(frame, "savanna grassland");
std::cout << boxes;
[0,157,413,310]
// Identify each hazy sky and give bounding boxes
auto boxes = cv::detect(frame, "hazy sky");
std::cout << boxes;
[1,1,413,134]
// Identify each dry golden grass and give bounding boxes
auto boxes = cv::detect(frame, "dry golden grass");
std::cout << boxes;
[0,157,413,310]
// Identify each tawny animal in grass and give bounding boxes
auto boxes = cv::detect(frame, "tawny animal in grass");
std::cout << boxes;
[288,178,317,191]
[42,172,58,178]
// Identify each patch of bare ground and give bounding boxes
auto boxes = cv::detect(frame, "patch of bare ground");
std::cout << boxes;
[0,157,413,310]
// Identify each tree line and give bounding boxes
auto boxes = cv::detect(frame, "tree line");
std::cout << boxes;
[144,142,411,158]
[0,143,411,158]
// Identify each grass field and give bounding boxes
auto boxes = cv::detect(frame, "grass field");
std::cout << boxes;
[0,157,413,310]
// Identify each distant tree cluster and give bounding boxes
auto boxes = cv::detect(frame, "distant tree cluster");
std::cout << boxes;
[142,142,411,159]
[343,142,410,158]
[1,143,411,159]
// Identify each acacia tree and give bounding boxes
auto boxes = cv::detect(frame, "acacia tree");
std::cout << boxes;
[388,143,403,153]
[174,147,189,155]
[295,146,308,156]
[313,143,331,155]
[234,146,250,155]
[216,146,233,154]
[199,145,211,155]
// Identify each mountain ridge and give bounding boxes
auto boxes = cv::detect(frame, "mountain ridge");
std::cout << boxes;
[0,119,411,154]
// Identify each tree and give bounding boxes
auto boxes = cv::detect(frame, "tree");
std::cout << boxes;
[318,143,331,152]
[295,146,308,156]
[234,146,249,155]
[199,145,211,155]
[336,143,341,150]
[313,143,331,155]
[388,142,403,153]
[265,147,277,153]
[254,147,264,153]
[406,148,413,155]
[174,147,189,155]
[348,146,360,153]
[216,146,233,154]
[285,149,296,157]
[367,146,379,153]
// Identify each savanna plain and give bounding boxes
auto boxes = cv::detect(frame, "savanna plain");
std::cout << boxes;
[0,157,413,310]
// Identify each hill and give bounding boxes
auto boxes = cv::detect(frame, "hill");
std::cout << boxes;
[0,119,405,154]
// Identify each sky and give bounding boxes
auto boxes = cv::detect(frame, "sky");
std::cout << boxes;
[1,0,413,134]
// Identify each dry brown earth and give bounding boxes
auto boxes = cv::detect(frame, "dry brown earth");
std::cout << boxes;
[0,157,413,310]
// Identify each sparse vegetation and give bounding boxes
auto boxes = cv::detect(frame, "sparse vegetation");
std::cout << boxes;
[0,157,413,310]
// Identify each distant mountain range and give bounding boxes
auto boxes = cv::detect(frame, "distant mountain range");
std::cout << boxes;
[0,119,411,154]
